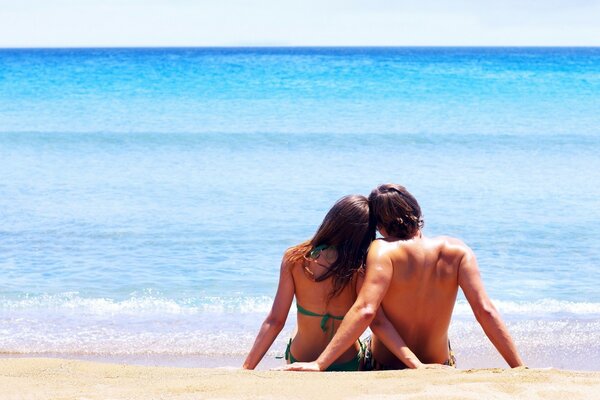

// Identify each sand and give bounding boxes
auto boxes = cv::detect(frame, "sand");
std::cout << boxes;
[1,358,599,400]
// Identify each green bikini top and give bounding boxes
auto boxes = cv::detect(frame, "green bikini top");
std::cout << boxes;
[297,303,345,339]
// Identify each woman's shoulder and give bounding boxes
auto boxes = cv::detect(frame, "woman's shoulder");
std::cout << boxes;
[282,244,307,270]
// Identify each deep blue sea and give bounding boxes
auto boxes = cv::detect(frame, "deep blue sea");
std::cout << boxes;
[1,48,599,369]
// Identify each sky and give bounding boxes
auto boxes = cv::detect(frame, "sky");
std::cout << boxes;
[1,0,600,47]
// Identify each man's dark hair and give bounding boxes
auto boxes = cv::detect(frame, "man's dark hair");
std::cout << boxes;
[368,183,424,239]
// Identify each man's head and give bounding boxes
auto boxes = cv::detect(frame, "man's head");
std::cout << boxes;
[368,183,424,239]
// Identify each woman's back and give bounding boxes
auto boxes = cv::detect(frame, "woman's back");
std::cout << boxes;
[243,194,374,370]
[287,250,360,363]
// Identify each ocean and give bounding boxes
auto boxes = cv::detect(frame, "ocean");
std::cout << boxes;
[1,47,599,370]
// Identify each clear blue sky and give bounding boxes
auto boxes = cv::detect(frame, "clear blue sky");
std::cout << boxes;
[1,0,599,47]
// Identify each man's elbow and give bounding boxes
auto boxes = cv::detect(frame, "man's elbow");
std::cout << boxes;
[356,304,377,323]
[474,302,500,323]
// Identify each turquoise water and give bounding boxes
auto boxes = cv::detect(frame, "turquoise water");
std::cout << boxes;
[1,48,599,369]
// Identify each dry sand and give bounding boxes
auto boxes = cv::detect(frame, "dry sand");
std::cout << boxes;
[1,358,599,399]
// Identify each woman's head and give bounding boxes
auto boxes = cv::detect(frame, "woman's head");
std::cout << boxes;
[368,183,423,239]
[288,194,376,297]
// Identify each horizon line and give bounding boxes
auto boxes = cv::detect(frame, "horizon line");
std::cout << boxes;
[2,45,600,50]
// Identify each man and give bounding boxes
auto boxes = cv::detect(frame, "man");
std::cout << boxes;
[284,183,524,371]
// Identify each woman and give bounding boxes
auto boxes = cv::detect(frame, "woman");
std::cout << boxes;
[242,194,427,371]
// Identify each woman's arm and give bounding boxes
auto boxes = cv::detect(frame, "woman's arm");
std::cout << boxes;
[369,308,424,369]
[242,256,295,369]
[283,240,393,371]
[355,274,424,369]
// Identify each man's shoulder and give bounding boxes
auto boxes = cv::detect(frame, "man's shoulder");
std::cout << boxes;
[367,238,397,258]
[431,235,472,258]
[368,238,417,263]
[369,238,391,250]
[433,235,466,247]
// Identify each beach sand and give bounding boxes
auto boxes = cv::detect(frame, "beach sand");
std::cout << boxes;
[1,358,599,399]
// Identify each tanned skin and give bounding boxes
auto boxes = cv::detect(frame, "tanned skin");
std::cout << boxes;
[283,230,524,371]
[243,248,361,370]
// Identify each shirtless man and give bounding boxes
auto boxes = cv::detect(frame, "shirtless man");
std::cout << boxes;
[284,183,524,371]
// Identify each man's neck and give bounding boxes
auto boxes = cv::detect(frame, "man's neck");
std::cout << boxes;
[383,230,422,241]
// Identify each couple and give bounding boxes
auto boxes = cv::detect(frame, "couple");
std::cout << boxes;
[243,184,524,371]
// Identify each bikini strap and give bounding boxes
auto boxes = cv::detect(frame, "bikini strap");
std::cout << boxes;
[297,303,344,338]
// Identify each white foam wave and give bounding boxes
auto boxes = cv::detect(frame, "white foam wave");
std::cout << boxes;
[2,294,600,317]
[2,293,600,369]
[0,293,274,315]
[453,299,600,317]
[2,319,600,369]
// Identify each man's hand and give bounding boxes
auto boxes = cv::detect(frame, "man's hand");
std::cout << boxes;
[276,362,323,372]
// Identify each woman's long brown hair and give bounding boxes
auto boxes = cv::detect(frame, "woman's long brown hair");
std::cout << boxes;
[286,194,376,298]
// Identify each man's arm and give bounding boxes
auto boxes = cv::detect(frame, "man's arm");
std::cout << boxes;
[283,241,393,371]
[458,245,524,368]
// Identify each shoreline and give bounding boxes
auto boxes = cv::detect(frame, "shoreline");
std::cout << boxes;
[4,341,600,371]
[0,353,283,370]
[1,358,599,400]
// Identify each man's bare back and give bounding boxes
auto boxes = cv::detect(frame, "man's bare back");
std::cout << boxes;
[369,235,468,366]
